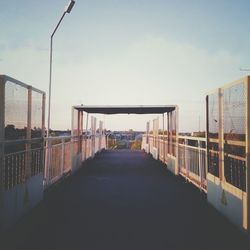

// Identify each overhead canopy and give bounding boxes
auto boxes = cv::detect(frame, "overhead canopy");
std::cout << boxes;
[73,105,176,114]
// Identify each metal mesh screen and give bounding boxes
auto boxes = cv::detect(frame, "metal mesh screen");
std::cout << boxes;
[223,83,246,191]
[223,83,246,143]
[3,79,45,189]
[153,118,159,147]
[72,108,79,136]
[207,92,219,177]
[5,81,28,154]
[5,81,28,139]
[31,91,43,138]
[208,93,219,138]
[30,91,44,176]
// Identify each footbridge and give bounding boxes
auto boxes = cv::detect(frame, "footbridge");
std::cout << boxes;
[0,75,250,249]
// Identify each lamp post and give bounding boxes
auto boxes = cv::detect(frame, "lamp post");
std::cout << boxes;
[47,0,75,136]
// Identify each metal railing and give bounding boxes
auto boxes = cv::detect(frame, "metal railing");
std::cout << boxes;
[44,134,106,187]
[1,138,44,190]
[142,134,207,192]
[143,133,247,193]
[1,134,106,190]
[178,136,207,191]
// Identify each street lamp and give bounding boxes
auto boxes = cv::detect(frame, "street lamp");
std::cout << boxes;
[47,0,75,136]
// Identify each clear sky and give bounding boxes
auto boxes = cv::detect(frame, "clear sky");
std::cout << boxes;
[1,0,250,132]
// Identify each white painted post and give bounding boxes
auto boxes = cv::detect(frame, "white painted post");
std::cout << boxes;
[184,138,188,181]
[198,140,202,190]
[170,112,173,156]
[44,144,49,186]
[85,113,89,160]
[205,95,210,185]
[176,106,179,174]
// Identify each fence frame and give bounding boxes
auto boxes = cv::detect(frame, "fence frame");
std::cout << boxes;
[0,75,46,231]
[206,76,249,232]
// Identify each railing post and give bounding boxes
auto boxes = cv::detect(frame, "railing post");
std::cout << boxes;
[184,138,188,181]
[91,117,96,158]
[198,140,202,190]
[176,106,179,174]
[48,138,52,186]
[44,140,49,187]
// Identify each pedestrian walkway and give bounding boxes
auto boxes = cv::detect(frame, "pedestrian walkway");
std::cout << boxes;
[2,150,249,250]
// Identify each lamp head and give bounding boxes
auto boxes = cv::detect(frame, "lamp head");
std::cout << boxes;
[65,0,75,13]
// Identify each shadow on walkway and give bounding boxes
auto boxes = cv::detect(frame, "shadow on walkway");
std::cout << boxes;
[2,150,250,250]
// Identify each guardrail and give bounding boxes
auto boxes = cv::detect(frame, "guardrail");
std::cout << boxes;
[144,134,246,193]
[1,138,44,190]
[142,134,207,192]
[1,134,106,190]
[178,136,207,191]
[44,134,106,187]
[0,134,106,231]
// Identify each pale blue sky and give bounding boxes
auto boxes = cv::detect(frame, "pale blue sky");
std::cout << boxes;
[1,0,250,131]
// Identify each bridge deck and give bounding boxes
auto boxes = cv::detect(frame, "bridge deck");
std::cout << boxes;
[2,150,249,250]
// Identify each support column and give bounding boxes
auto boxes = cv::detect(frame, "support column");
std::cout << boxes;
[71,107,75,137]
[170,112,173,155]
[218,88,223,180]
[42,94,46,138]
[175,106,179,174]
[77,110,83,154]
[85,113,89,160]
[41,93,46,180]
[205,95,209,180]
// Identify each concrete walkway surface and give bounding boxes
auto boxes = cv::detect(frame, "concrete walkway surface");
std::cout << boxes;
[1,150,250,250]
